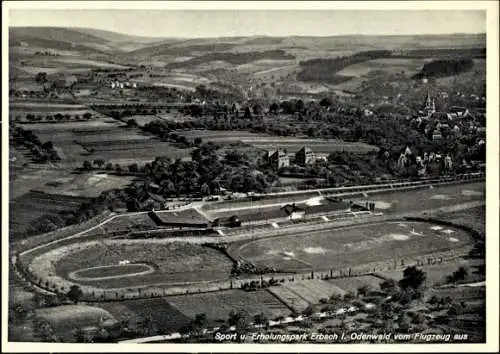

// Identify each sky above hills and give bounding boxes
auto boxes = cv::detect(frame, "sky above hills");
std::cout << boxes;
[8,9,486,39]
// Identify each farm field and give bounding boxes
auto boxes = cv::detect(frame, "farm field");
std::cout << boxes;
[268,280,347,312]
[52,57,132,69]
[54,242,233,288]
[10,101,101,122]
[9,191,90,239]
[37,172,136,198]
[9,163,74,199]
[127,115,162,127]
[178,130,378,154]
[167,289,291,325]
[19,119,192,166]
[9,158,135,200]
[336,58,432,78]
[234,221,473,273]
[98,298,191,334]
[35,305,116,341]
[325,275,388,294]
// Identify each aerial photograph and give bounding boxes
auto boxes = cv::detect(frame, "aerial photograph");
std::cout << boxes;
[5,2,496,349]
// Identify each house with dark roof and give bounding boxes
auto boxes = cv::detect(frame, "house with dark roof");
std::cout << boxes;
[295,146,315,166]
[263,149,290,169]
[136,192,167,211]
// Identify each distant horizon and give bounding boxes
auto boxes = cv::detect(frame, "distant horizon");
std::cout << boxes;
[8,9,486,39]
[8,24,487,41]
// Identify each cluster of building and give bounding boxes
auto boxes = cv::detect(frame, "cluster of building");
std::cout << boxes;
[397,146,453,176]
[415,91,486,142]
[262,146,320,169]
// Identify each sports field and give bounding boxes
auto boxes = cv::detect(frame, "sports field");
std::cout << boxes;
[234,221,473,272]
[54,242,233,288]
[356,182,485,214]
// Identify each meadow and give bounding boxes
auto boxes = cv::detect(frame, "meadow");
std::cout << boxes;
[9,191,91,239]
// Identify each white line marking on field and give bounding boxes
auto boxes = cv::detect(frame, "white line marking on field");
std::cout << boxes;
[322,216,329,222]
[430,226,443,231]
[441,229,455,234]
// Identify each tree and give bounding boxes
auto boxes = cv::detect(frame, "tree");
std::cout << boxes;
[399,266,427,290]
[243,106,252,119]
[200,182,210,196]
[67,285,83,304]
[302,305,314,317]
[252,103,263,116]
[447,266,468,283]
[93,159,105,168]
[269,102,279,115]
[127,118,138,127]
[105,162,113,171]
[380,278,397,293]
[228,310,249,341]
[194,137,203,146]
[34,319,57,342]
[253,312,268,326]
[83,112,92,120]
[35,72,48,84]
[42,141,54,150]
[128,163,139,173]
[295,99,305,113]
[398,314,412,332]
[357,284,372,297]
[319,97,332,108]
[343,291,356,300]
[82,160,92,171]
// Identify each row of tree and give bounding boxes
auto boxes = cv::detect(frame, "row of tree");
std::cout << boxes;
[11,125,62,163]
[23,112,93,122]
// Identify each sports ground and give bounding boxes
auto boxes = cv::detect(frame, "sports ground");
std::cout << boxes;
[231,221,471,273]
